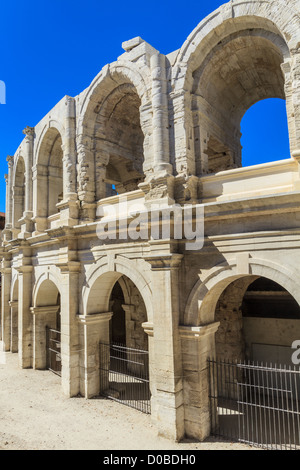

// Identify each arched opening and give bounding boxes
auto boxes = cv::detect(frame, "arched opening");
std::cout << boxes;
[13,157,25,228]
[241,98,290,167]
[209,275,300,446]
[105,275,149,411]
[214,276,300,364]
[191,29,290,174]
[93,80,145,199]
[33,279,61,373]
[36,128,63,225]
[86,270,150,412]
[110,281,126,344]
[109,276,148,351]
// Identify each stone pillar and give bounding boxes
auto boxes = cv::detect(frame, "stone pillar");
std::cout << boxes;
[142,321,155,403]
[2,156,14,241]
[179,322,220,441]
[32,163,48,233]
[139,54,175,205]
[17,266,33,368]
[9,300,18,353]
[78,312,113,398]
[22,126,34,216]
[58,97,79,225]
[76,135,96,221]
[291,52,300,150]
[63,96,77,199]
[59,262,81,397]
[170,90,194,177]
[145,253,184,441]
[0,266,11,351]
[150,53,172,175]
[95,151,110,202]
[30,306,59,370]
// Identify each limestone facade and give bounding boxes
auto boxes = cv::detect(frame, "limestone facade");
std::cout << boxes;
[1,0,300,441]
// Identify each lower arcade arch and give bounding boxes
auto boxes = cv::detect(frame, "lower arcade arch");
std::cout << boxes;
[212,275,300,364]
[86,272,151,412]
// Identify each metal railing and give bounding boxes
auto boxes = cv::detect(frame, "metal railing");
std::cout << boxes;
[99,342,151,414]
[208,359,300,450]
[46,327,62,377]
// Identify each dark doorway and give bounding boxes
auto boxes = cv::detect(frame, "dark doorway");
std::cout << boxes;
[110,281,126,345]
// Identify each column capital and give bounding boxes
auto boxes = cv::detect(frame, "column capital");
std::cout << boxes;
[142,321,153,337]
[56,261,81,274]
[78,312,113,325]
[179,322,220,340]
[22,126,35,138]
[6,155,14,168]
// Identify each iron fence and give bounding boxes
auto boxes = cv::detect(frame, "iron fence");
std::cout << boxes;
[99,342,151,414]
[46,327,62,377]
[208,358,300,450]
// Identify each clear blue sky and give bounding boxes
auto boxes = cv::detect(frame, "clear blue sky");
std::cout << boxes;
[0,0,290,214]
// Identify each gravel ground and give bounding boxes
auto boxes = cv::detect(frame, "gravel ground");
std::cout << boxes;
[0,352,255,451]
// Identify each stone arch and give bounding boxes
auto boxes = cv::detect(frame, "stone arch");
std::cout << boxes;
[175,2,298,77]
[79,61,151,128]
[82,255,152,323]
[173,1,300,174]
[184,257,300,326]
[32,271,62,308]
[35,120,65,164]
[77,61,153,204]
[10,274,19,302]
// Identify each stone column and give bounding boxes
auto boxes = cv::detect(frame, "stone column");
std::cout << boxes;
[179,322,220,441]
[170,90,194,177]
[58,262,81,397]
[22,126,34,216]
[58,97,79,225]
[142,321,155,403]
[0,266,11,351]
[150,53,172,175]
[78,312,113,398]
[30,306,59,370]
[291,52,300,150]
[32,163,48,233]
[145,253,184,441]
[95,151,110,202]
[139,54,175,205]
[17,266,33,368]
[9,300,18,353]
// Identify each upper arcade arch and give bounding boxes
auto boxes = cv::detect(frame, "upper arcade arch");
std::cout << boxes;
[172,1,300,176]
[77,61,153,204]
